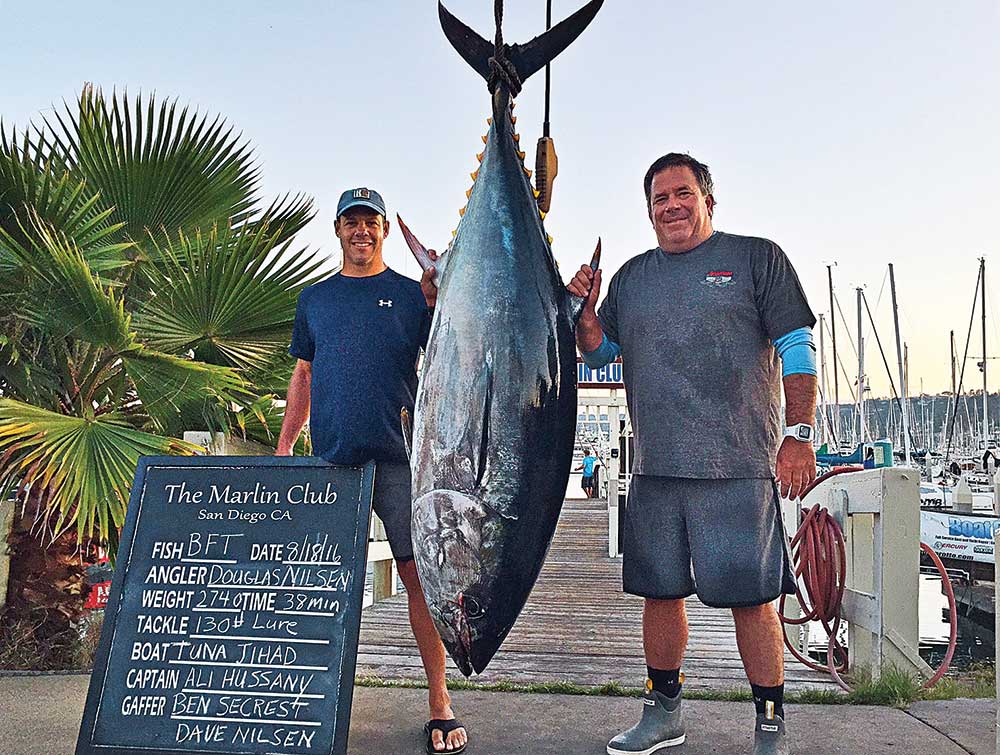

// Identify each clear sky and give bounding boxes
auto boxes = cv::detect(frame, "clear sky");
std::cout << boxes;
[3,0,998,397]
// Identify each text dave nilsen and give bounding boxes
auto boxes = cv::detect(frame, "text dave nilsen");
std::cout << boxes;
[164,481,338,506]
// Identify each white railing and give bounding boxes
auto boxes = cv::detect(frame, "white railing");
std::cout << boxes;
[785,467,931,680]
[367,514,397,604]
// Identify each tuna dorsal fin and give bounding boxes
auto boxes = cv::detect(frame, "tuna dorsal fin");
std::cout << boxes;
[397,214,443,285]
[569,238,602,326]
[438,0,604,87]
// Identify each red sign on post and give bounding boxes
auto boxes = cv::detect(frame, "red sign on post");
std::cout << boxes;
[84,582,111,610]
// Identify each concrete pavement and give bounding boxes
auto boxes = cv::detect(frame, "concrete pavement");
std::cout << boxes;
[0,672,993,754]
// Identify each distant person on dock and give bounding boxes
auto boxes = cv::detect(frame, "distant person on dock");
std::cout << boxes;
[277,188,467,754]
[576,449,599,497]
[568,153,816,755]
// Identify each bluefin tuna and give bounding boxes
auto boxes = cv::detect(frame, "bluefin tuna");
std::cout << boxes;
[399,0,604,676]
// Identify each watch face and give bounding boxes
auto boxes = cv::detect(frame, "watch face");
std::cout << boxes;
[797,425,812,441]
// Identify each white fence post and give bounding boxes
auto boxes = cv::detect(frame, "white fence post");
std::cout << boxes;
[607,393,621,558]
[790,467,929,680]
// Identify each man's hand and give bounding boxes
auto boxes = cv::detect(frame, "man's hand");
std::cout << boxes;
[419,249,440,309]
[775,437,816,499]
[567,265,603,352]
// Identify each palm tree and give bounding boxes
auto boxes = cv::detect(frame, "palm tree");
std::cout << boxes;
[0,87,323,661]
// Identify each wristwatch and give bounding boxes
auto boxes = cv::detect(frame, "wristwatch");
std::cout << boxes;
[783,423,814,443]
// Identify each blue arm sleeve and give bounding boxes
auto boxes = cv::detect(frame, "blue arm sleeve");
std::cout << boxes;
[773,326,817,377]
[581,333,621,369]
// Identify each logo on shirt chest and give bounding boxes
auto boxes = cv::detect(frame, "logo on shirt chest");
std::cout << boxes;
[702,270,734,287]
[378,299,393,307]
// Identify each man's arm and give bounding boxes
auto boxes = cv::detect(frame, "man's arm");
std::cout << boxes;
[276,359,312,455]
[773,327,818,499]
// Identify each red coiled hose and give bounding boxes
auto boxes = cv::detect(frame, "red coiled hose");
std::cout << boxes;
[777,466,958,690]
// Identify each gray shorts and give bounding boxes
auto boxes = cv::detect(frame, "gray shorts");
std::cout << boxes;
[622,475,795,608]
[373,462,414,562]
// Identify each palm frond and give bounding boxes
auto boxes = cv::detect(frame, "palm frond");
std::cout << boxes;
[0,124,131,279]
[44,88,260,241]
[1,211,132,349]
[120,346,247,433]
[238,192,316,246]
[230,394,310,455]
[135,220,325,372]
[0,398,201,540]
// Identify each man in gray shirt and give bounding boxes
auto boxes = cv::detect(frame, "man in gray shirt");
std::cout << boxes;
[568,153,817,755]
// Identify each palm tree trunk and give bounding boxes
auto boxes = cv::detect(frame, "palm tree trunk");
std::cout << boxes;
[1,492,89,669]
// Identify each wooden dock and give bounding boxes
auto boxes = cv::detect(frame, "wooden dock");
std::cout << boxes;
[356,498,838,691]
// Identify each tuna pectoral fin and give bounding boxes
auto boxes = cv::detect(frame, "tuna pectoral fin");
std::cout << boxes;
[569,238,602,326]
[438,0,604,85]
[397,214,442,285]
[400,408,413,460]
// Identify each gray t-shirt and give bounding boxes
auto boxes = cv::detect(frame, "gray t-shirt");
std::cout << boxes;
[599,231,815,479]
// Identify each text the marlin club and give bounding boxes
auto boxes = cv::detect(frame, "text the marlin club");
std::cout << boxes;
[164,480,338,506]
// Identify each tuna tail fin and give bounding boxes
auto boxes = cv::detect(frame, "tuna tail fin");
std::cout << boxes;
[569,238,602,326]
[397,214,442,285]
[438,0,604,87]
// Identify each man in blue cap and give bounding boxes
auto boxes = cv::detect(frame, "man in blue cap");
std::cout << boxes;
[277,189,466,754]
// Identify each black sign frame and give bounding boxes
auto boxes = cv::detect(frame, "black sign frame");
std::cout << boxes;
[75,456,376,755]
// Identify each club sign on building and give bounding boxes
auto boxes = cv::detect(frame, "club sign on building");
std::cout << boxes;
[577,357,624,390]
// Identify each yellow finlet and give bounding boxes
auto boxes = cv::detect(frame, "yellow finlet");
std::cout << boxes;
[517,150,526,160]
[523,167,533,178]
[540,210,547,220]
[471,170,479,181]
[452,229,458,238]
[481,134,488,144]
[533,188,540,198]
[487,117,493,125]
[466,188,473,199]
[547,234,554,244]
[513,134,520,143]
[477,152,484,162]
[459,207,466,217]
[511,116,517,125]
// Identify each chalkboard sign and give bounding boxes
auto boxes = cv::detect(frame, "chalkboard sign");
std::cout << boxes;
[76,456,376,755]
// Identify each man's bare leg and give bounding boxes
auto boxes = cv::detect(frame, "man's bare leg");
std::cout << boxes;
[643,598,688,670]
[732,603,784,686]
[397,559,467,752]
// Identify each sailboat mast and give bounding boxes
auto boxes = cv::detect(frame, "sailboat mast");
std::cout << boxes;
[818,313,828,445]
[905,343,911,444]
[889,264,911,465]
[857,287,866,444]
[828,264,839,444]
[981,257,988,446]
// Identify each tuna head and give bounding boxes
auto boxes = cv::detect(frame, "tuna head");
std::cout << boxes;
[412,488,506,676]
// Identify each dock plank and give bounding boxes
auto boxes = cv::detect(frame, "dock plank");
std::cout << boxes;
[357,499,838,692]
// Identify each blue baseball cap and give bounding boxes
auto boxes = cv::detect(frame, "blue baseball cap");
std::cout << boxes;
[336,187,386,219]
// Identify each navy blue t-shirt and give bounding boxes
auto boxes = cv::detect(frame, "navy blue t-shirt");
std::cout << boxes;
[289,268,431,465]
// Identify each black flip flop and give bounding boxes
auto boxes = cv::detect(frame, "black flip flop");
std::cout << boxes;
[424,718,467,755]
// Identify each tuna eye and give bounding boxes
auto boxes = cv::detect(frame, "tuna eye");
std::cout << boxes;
[463,596,485,619]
